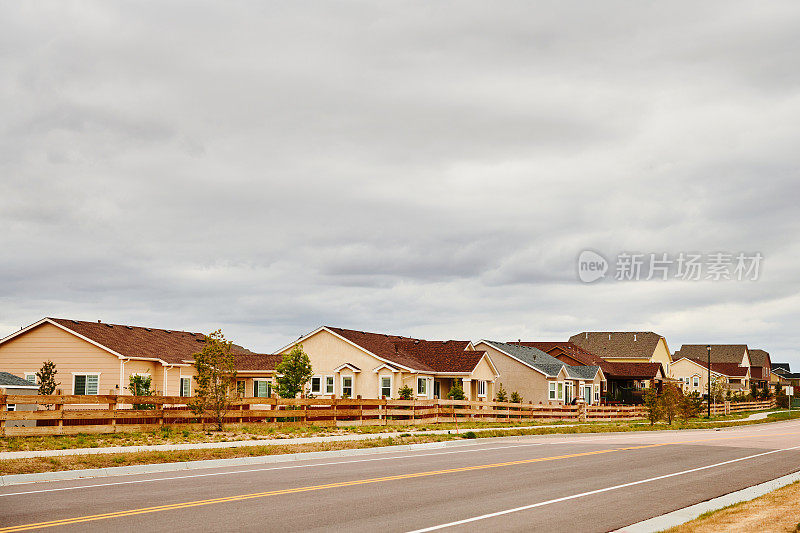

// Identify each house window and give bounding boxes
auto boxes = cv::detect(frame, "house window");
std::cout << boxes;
[6,404,15,412]
[564,382,573,402]
[254,380,271,398]
[325,376,334,395]
[24,373,37,384]
[693,376,700,387]
[180,377,191,397]
[557,382,564,401]
[417,377,427,396]
[477,380,486,397]
[342,376,353,398]
[380,376,392,399]
[594,384,600,403]
[549,382,557,400]
[310,376,322,394]
[73,374,99,395]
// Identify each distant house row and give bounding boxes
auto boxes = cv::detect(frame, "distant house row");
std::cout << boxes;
[0,318,793,405]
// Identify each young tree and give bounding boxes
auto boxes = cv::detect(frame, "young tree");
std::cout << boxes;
[510,391,523,404]
[643,388,662,426]
[36,360,59,396]
[446,382,465,400]
[494,383,508,403]
[659,384,681,425]
[398,384,414,400]
[679,391,702,421]
[129,374,154,410]
[190,330,238,431]
[275,344,313,399]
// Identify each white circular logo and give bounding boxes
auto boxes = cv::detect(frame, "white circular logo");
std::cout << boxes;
[577,250,608,283]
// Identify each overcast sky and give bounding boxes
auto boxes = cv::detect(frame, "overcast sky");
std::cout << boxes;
[2,2,799,367]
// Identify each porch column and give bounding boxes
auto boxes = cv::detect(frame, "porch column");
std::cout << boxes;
[462,378,472,401]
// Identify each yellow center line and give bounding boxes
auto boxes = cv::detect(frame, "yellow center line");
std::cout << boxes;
[2,430,799,532]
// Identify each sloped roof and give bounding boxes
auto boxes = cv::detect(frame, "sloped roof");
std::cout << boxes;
[514,341,604,366]
[569,332,665,360]
[601,362,664,379]
[325,327,486,374]
[564,365,602,380]
[673,357,750,378]
[773,363,791,374]
[674,345,748,365]
[45,318,253,365]
[482,340,601,379]
[233,354,283,372]
[748,349,770,367]
[0,371,38,388]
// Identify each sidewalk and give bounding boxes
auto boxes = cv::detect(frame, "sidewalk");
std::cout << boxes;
[0,423,580,460]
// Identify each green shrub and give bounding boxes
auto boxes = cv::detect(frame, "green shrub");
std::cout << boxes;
[494,384,508,403]
[398,385,414,400]
[447,382,465,400]
[510,391,523,404]
[462,431,477,439]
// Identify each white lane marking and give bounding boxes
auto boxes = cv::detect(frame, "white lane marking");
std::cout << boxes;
[406,444,800,532]
[0,442,547,498]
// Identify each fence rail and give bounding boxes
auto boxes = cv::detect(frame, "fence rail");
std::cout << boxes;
[0,395,775,436]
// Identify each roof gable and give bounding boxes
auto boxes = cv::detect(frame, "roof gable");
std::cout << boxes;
[569,332,665,360]
[674,345,749,366]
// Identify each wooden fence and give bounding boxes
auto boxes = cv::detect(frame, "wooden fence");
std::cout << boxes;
[0,395,776,437]
[705,399,776,416]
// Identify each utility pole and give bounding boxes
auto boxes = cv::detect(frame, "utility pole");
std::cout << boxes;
[707,345,712,418]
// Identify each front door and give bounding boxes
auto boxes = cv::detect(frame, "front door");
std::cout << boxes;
[584,385,592,405]
[433,381,441,399]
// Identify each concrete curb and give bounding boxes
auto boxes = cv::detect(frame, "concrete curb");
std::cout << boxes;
[0,424,577,460]
[615,470,800,532]
[0,438,493,487]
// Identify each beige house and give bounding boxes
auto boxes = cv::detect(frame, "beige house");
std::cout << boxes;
[569,331,673,372]
[670,344,752,395]
[474,341,604,405]
[277,327,499,400]
[0,318,278,398]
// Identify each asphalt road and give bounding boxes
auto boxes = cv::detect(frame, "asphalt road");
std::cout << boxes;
[2,420,800,533]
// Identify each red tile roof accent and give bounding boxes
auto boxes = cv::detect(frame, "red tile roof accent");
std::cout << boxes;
[601,362,664,379]
[48,318,254,366]
[326,327,485,374]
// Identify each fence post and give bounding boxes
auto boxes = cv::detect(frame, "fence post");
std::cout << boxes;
[0,393,6,436]
[332,399,338,426]
[109,396,117,432]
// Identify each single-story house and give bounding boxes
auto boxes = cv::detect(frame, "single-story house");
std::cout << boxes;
[568,331,673,374]
[517,341,666,404]
[473,341,604,405]
[671,345,751,393]
[0,318,279,398]
[0,371,40,428]
[277,326,500,400]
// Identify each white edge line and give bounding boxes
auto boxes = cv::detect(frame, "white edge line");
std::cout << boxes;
[0,442,546,498]
[406,444,800,533]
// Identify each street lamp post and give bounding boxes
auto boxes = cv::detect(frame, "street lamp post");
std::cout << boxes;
[707,345,712,418]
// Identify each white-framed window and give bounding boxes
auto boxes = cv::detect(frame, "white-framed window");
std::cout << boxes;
[693,375,700,387]
[325,375,334,395]
[341,376,353,398]
[380,376,392,399]
[6,404,15,412]
[557,382,564,401]
[310,376,322,394]
[594,384,600,402]
[549,382,557,400]
[477,380,486,397]
[564,382,573,402]
[180,377,191,397]
[254,379,271,398]
[24,373,37,384]
[73,373,99,395]
[417,377,427,396]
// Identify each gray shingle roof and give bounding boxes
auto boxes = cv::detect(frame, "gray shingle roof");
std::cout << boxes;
[0,371,37,388]
[482,341,599,380]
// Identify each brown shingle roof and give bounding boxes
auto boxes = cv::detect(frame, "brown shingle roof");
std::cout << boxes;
[748,349,770,367]
[674,356,750,378]
[514,342,604,366]
[674,345,749,365]
[48,318,253,365]
[601,362,664,379]
[233,354,283,372]
[325,327,486,374]
[569,332,665,360]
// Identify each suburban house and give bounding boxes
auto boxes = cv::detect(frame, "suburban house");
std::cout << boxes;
[473,341,604,405]
[0,371,39,428]
[748,349,772,389]
[568,331,673,371]
[0,318,280,398]
[277,326,499,400]
[772,364,800,390]
[670,344,752,394]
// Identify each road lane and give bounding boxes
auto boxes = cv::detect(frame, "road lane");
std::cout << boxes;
[2,420,800,532]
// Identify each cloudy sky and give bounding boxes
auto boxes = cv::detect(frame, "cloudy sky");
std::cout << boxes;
[2,2,799,367]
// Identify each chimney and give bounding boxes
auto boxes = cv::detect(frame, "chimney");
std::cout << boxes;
[634,334,637,341]
[97,320,101,323]
[608,334,611,340]
[585,332,588,339]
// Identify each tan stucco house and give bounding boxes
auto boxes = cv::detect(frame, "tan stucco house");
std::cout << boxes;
[0,318,279,398]
[277,327,499,400]
[670,344,752,395]
[474,341,604,405]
